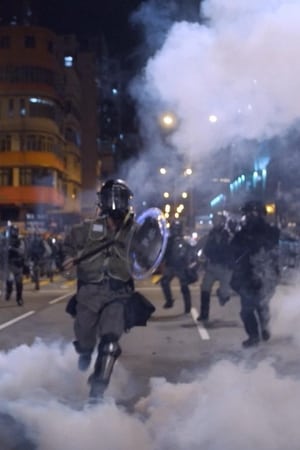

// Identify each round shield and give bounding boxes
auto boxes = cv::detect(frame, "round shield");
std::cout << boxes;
[127,208,168,280]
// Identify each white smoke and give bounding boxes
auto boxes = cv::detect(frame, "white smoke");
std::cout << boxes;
[0,305,296,450]
[271,271,300,345]
[2,4,300,444]
[0,277,300,449]
[127,0,300,198]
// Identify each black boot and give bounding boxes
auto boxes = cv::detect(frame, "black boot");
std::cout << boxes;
[182,285,191,314]
[16,282,24,306]
[242,336,260,348]
[73,341,93,371]
[241,311,259,348]
[5,281,13,301]
[163,301,174,309]
[197,291,210,321]
[78,352,92,371]
[161,277,174,308]
[261,329,271,341]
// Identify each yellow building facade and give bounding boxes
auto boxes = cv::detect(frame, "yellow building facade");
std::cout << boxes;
[0,25,82,227]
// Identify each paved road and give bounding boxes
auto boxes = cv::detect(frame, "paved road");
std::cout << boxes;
[0,274,299,449]
[0,274,298,381]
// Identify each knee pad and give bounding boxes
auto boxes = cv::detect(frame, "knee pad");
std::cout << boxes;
[93,336,122,385]
[98,335,122,359]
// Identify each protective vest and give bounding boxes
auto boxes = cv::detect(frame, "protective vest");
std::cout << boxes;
[63,215,134,283]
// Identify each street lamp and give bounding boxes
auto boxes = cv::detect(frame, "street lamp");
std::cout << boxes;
[159,112,178,132]
[209,114,218,123]
[158,112,178,133]
[184,168,192,176]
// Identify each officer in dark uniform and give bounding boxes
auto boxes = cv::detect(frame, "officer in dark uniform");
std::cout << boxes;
[4,224,25,306]
[230,200,280,348]
[197,212,233,322]
[160,219,196,314]
[63,179,147,401]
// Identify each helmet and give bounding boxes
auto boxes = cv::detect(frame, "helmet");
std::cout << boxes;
[5,223,18,239]
[241,200,266,217]
[170,219,183,237]
[212,212,226,229]
[97,179,133,217]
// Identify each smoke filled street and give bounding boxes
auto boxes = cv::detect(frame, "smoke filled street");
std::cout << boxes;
[2,1,300,448]
[0,274,300,449]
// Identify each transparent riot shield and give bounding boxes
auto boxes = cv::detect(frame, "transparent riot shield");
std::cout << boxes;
[127,208,169,280]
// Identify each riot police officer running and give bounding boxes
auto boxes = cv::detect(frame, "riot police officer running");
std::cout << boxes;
[63,179,154,402]
[160,219,196,314]
[230,200,280,348]
[197,212,233,322]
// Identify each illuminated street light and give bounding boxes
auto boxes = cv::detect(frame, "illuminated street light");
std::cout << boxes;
[160,167,167,175]
[163,192,170,199]
[182,192,188,199]
[184,168,192,176]
[209,114,218,123]
[159,112,177,130]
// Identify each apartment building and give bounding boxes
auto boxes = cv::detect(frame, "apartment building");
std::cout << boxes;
[0,24,99,230]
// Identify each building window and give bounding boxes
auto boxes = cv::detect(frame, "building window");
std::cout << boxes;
[19,98,26,116]
[18,133,61,154]
[0,168,12,186]
[20,168,54,187]
[0,66,54,85]
[8,98,14,117]
[32,168,54,187]
[29,99,55,120]
[46,137,54,152]
[24,35,36,48]
[19,168,32,186]
[65,127,81,146]
[0,135,11,151]
[64,56,73,67]
[0,36,10,49]
[20,135,25,151]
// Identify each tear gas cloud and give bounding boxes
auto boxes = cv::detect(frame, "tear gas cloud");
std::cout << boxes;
[1,1,300,447]
[126,0,300,202]
[1,280,300,449]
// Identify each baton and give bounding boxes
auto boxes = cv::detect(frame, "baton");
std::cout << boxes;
[72,239,126,265]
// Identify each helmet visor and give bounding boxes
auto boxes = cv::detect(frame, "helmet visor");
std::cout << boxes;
[100,185,131,212]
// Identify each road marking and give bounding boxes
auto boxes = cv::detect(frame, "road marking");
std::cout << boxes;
[49,291,75,305]
[0,291,74,331]
[0,311,35,331]
[138,285,200,291]
[191,307,210,340]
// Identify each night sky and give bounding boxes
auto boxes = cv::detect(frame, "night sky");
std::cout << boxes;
[34,0,144,58]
